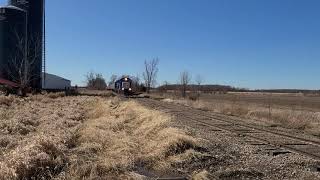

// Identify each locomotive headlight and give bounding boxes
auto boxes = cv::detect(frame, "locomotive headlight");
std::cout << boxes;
[125,78,128,81]
[129,88,132,91]
[122,88,125,90]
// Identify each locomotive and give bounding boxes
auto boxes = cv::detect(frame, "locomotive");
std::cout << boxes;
[114,76,133,96]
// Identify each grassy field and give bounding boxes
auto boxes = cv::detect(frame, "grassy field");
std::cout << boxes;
[0,94,207,179]
[155,91,320,137]
[201,92,320,112]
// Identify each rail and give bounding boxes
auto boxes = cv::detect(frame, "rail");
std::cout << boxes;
[137,98,320,162]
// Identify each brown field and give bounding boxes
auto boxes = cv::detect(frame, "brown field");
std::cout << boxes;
[1,92,320,179]
[201,92,320,112]
[153,91,320,137]
[0,94,208,179]
[77,88,117,97]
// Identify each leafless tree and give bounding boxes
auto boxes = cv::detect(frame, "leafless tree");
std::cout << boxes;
[180,71,192,98]
[109,74,118,87]
[131,74,142,92]
[195,74,204,97]
[143,58,159,93]
[85,71,107,90]
[7,31,41,96]
[85,71,95,88]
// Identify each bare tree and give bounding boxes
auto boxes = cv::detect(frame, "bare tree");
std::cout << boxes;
[180,71,192,98]
[85,71,95,88]
[7,31,41,96]
[109,74,118,87]
[131,74,142,92]
[85,71,107,90]
[195,74,204,97]
[143,58,159,93]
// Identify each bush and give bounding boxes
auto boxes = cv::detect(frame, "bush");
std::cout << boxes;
[86,72,107,90]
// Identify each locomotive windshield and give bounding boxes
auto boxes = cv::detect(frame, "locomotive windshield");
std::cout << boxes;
[122,82,130,89]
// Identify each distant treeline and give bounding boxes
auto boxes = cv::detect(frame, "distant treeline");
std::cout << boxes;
[252,89,320,94]
[157,84,320,94]
[157,84,247,93]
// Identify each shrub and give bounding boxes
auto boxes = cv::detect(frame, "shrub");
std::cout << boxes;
[85,72,107,90]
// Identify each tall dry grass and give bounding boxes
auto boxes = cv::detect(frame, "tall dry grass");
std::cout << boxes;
[47,92,66,99]
[0,95,93,180]
[0,95,14,106]
[63,98,203,179]
[0,95,206,179]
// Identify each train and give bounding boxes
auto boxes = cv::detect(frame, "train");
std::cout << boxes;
[113,76,133,96]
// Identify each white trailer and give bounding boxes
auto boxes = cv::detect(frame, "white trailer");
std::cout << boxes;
[42,73,71,90]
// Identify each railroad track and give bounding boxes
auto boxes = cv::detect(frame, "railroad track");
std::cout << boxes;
[137,98,320,164]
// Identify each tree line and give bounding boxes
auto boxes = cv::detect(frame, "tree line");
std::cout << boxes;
[85,58,210,98]
[85,59,160,92]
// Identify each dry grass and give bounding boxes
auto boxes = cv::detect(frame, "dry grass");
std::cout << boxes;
[0,94,204,179]
[192,170,211,180]
[65,98,202,179]
[47,92,66,99]
[77,89,116,97]
[0,136,67,180]
[0,95,93,180]
[0,96,14,106]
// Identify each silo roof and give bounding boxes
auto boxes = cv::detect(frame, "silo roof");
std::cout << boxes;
[0,5,25,12]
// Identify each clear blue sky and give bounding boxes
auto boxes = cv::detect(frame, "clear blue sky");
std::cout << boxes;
[1,0,320,89]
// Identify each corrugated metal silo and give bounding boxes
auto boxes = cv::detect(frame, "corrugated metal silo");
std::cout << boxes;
[0,6,26,81]
[8,0,44,89]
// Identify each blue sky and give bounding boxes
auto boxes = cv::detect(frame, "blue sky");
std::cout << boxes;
[1,0,320,89]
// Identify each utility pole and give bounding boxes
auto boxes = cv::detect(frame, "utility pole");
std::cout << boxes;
[43,0,46,87]
[23,9,28,90]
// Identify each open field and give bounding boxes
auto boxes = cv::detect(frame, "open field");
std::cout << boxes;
[156,91,320,112]
[0,94,209,179]
[200,92,320,112]
[152,92,320,137]
[1,92,320,179]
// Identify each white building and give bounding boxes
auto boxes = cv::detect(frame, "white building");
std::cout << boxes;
[42,73,71,90]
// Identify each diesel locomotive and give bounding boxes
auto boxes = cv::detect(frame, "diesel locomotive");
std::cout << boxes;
[114,76,133,96]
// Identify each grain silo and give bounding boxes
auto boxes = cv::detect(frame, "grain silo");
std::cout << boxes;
[0,0,46,89]
[0,5,27,81]
[8,0,45,89]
